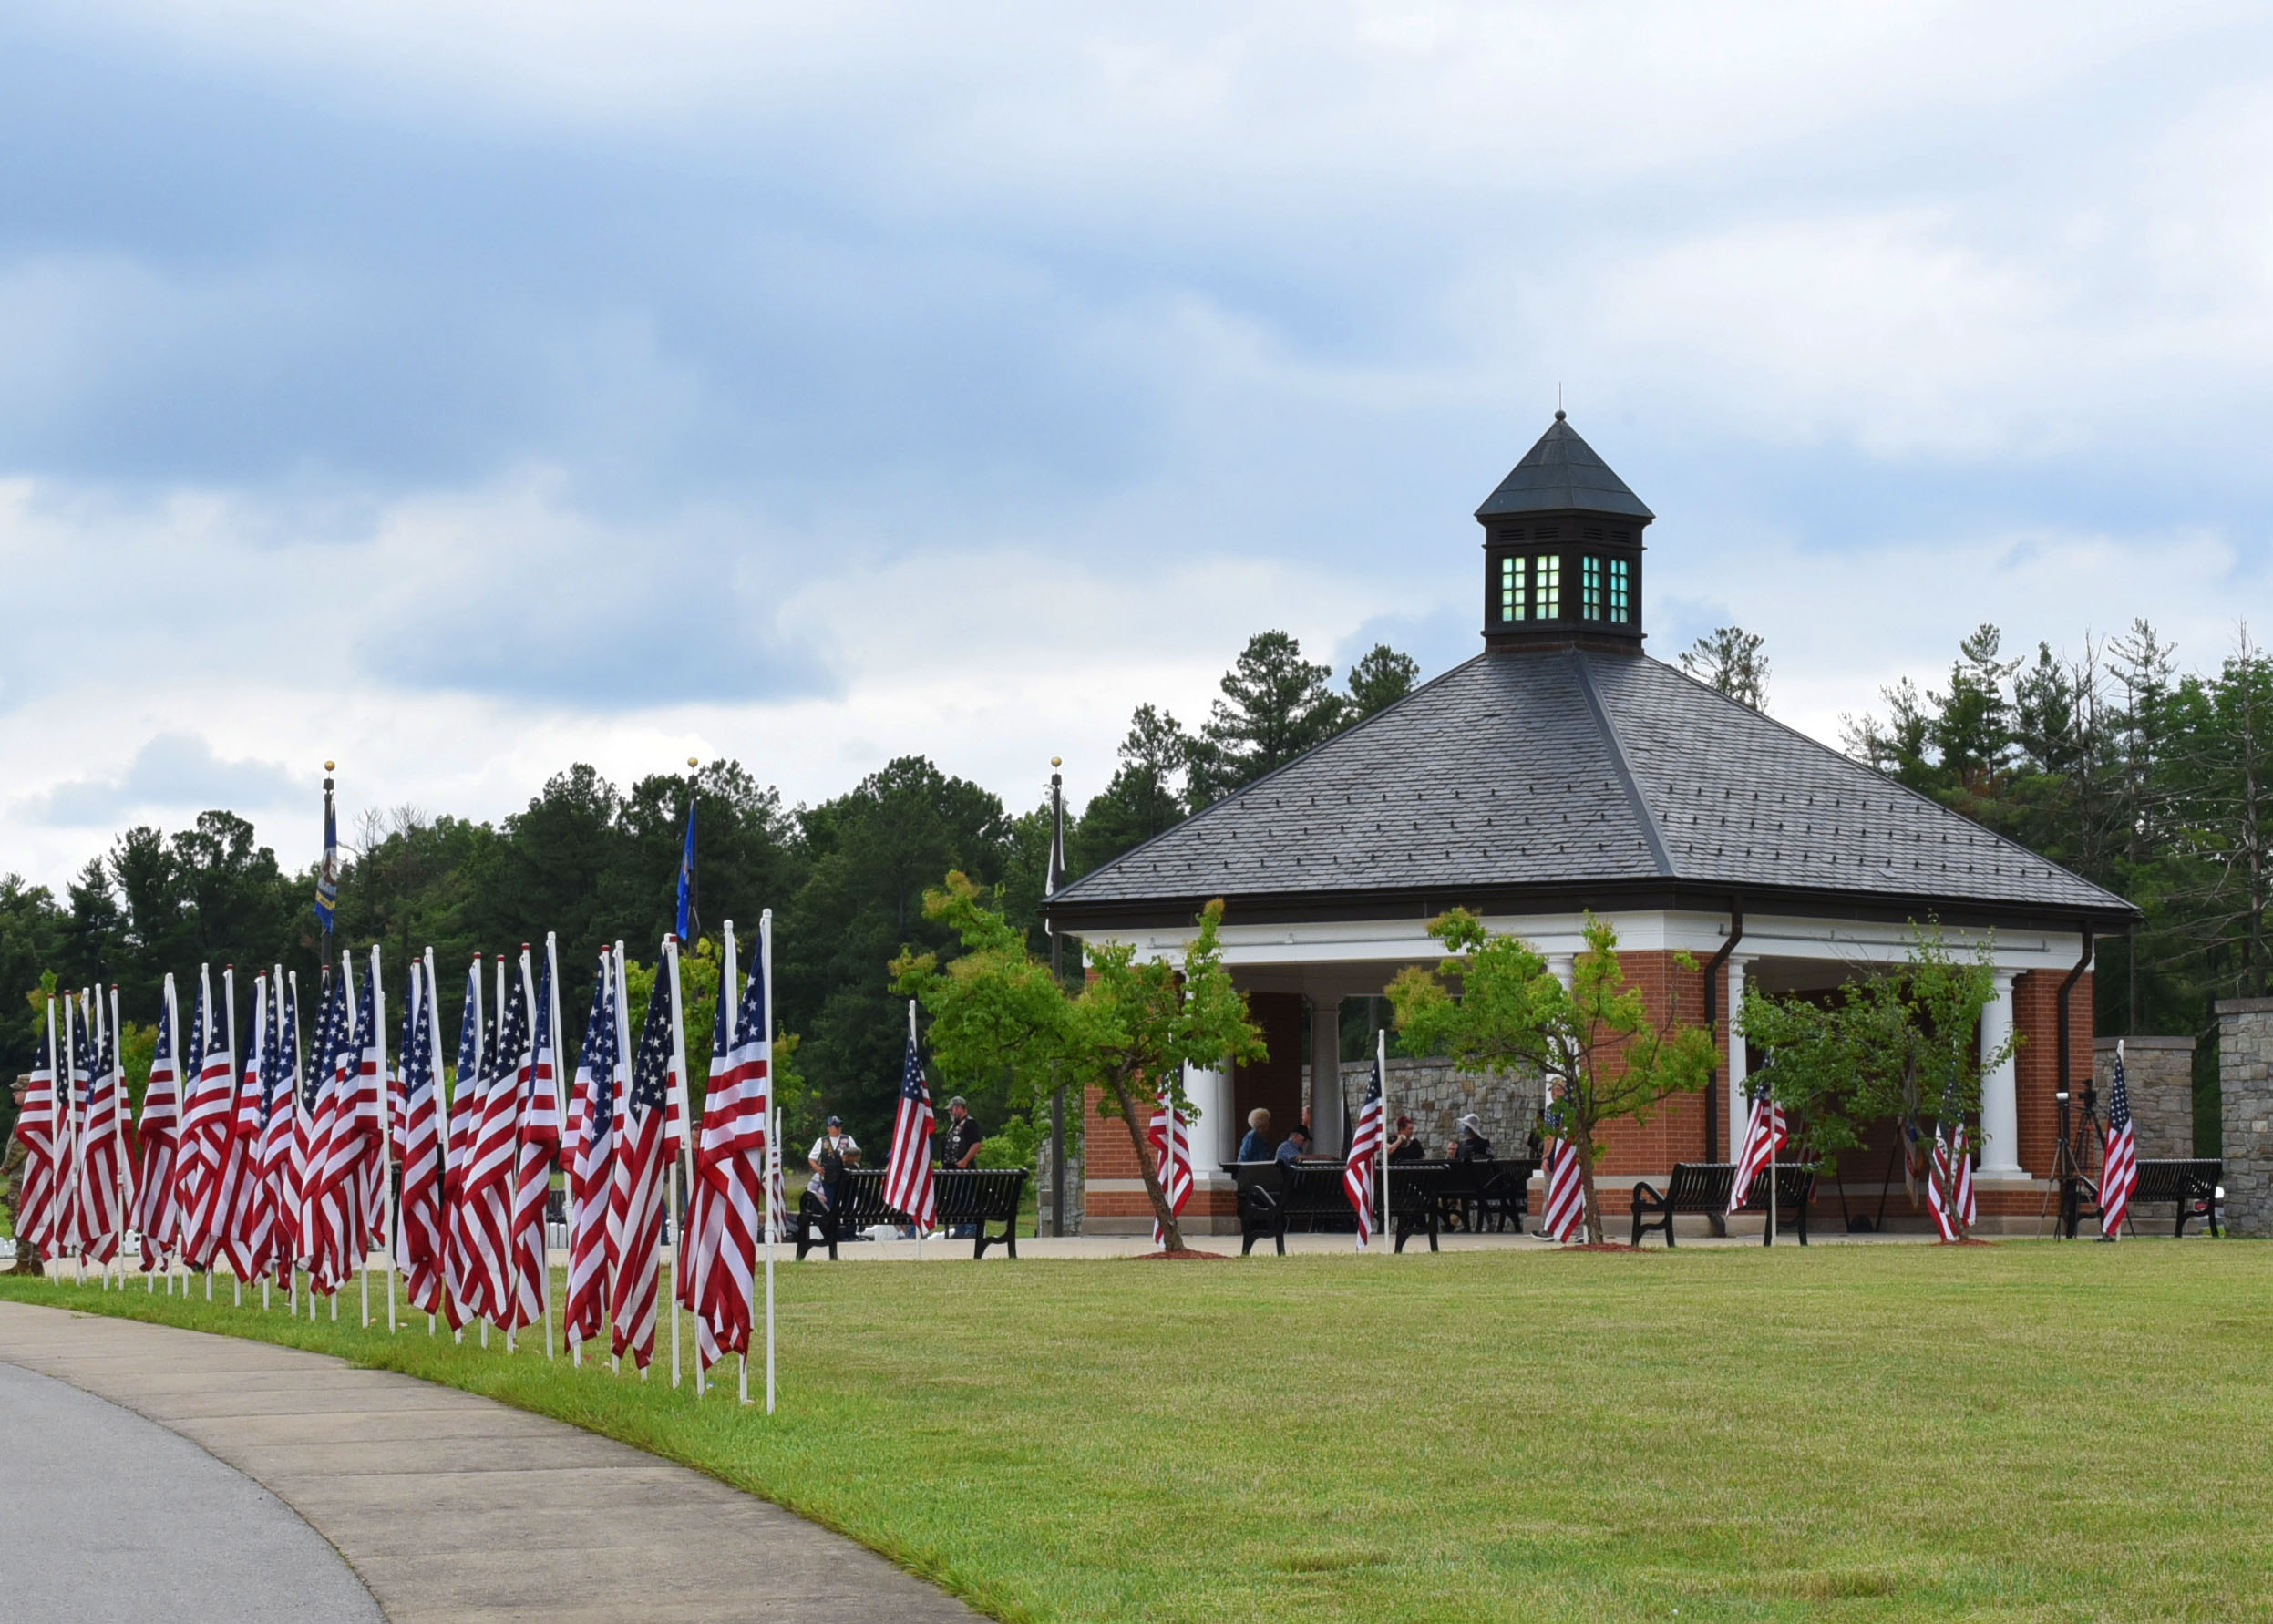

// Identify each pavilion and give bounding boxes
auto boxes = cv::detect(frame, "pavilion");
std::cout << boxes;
[1045,413,2137,1234]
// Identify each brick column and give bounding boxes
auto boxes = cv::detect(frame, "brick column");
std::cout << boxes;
[2217,998,2273,1238]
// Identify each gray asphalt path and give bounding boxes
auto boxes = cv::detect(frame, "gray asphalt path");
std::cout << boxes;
[0,1301,975,1623]
[0,1355,382,1623]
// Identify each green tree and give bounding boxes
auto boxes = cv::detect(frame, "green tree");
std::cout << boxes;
[1187,632,1346,805]
[1069,704,1189,879]
[1345,643,1421,719]
[1740,925,2016,1241]
[895,873,1263,1250]
[1678,626,1770,711]
[781,758,1011,1142]
[1386,911,1714,1243]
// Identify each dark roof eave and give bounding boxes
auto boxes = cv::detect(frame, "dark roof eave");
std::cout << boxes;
[1045,875,2139,940]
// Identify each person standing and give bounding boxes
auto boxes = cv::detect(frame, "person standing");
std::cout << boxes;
[940,1097,984,1170]
[807,1115,860,1209]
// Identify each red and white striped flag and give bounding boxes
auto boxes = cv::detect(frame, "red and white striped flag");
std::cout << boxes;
[2101,1043,2139,1239]
[76,988,133,1267]
[503,944,562,1335]
[348,951,390,1269]
[394,953,449,1316]
[134,977,183,1272]
[218,973,273,1281]
[13,1001,61,1261]
[1949,1122,1977,1229]
[1727,1086,1788,1214]
[1540,1134,1585,1242]
[611,938,687,1370]
[1341,1047,1383,1249]
[256,968,302,1290]
[460,957,527,1324]
[883,1002,935,1235]
[565,949,625,1353]
[683,920,771,1369]
[1148,1088,1194,1249]
[441,958,488,1329]
[58,992,92,1259]
[177,967,235,1270]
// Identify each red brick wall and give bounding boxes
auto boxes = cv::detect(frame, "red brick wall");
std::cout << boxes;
[1581,950,1718,1188]
[2016,967,2092,1178]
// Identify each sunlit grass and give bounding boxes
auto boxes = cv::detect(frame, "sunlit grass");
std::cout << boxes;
[7,1240,2269,1622]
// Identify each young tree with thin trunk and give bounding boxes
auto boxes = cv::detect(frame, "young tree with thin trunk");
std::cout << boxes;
[893,873,1263,1251]
[1385,911,1714,1244]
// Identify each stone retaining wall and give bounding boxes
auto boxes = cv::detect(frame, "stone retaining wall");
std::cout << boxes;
[2093,1036,2196,1162]
[2217,997,2273,1237]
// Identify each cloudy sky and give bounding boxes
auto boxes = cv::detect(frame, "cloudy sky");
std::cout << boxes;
[5,1,2272,889]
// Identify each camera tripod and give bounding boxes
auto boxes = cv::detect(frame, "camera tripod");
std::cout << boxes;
[2041,1082,2103,1239]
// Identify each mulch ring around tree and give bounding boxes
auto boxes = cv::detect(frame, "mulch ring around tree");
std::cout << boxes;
[1134,1249,1232,1261]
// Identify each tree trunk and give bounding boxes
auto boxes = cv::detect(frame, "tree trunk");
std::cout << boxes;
[1112,1084,1183,1252]
[1575,1120,1603,1245]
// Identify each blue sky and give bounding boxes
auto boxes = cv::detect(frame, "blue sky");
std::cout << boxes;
[5,1,2271,886]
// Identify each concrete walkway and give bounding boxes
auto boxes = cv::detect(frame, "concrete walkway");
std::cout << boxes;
[0,1302,974,1623]
[0,1354,382,1623]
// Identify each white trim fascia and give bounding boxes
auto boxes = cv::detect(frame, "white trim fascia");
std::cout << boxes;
[1091,909,2083,976]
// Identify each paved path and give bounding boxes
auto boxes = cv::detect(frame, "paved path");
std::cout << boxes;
[0,1301,974,1623]
[0,1354,382,1623]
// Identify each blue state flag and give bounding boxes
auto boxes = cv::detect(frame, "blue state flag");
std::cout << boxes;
[675,799,697,941]
[314,796,340,931]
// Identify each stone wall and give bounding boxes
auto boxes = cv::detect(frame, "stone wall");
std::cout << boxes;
[2217,997,2273,1238]
[2093,1036,2196,1162]
[1316,1056,1541,1157]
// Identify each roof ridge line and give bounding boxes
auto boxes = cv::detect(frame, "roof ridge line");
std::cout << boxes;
[1569,649,1675,879]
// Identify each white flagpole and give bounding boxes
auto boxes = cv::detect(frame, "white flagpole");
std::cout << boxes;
[910,1000,924,1262]
[92,987,109,1290]
[707,920,738,1405]
[1376,1028,1389,1251]
[422,949,441,1335]
[757,910,775,1410]
[372,945,395,1332]
[286,969,300,1318]
[665,935,688,1391]
[612,939,629,1378]
[543,931,563,1362]
[223,967,239,1306]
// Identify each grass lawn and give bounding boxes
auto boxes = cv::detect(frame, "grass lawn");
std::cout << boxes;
[5,1241,2269,1622]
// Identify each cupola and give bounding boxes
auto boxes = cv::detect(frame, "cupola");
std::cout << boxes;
[1476,411,1651,653]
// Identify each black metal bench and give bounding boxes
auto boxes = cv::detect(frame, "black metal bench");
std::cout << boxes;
[1229,1161,1359,1255]
[1437,1156,1538,1235]
[2127,1158,2221,1237]
[932,1168,1026,1258]
[1383,1160,1452,1252]
[1631,1162,1816,1247]
[794,1167,1028,1260]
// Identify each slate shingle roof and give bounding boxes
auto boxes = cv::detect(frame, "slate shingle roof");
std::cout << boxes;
[1475,414,1655,521]
[1049,650,2131,922]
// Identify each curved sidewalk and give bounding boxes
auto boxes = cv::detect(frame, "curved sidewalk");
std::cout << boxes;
[0,1301,973,1624]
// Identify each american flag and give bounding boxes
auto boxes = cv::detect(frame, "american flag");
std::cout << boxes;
[216,973,272,1280]
[1727,1084,1789,1215]
[503,947,562,1334]
[461,958,528,1325]
[59,992,91,1256]
[76,989,131,1266]
[1950,1121,1977,1229]
[1540,1090,1585,1243]
[179,967,236,1269]
[683,924,770,1367]
[442,960,489,1331]
[303,963,361,1294]
[883,1002,935,1234]
[395,956,449,1316]
[1148,1088,1194,1249]
[1923,1113,1978,1241]
[565,952,622,1352]
[13,1001,60,1259]
[254,969,298,1288]
[2100,1044,2139,1239]
[610,941,684,1369]
[1340,1054,1383,1248]
[348,953,390,1263]
[134,977,183,1272]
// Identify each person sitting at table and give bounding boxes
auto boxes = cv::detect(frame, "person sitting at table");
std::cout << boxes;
[1385,1115,1426,1162]
[1275,1125,1311,1164]
[1447,1113,1493,1163]
[1238,1108,1273,1162]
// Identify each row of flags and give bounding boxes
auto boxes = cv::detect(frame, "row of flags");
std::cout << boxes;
[11,915,788,1399]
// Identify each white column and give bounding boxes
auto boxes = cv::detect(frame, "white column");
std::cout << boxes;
[1980,971,2022,1174]
[1548,954,1575,992]
[1726,955,1751,1157]
[1182,1063,1235,1168]
[1309,995,1343,1156]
